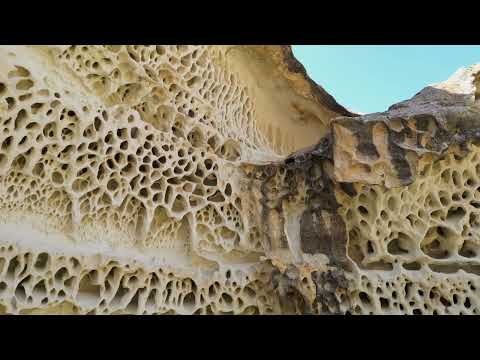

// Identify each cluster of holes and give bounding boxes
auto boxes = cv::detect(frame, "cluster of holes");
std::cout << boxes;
[0,62,254,255]
[336,145,480,314]
[348,273,479,315]
[0,244,277,314]
[0,172,72,233]
[0,47,296,313]
[342,146,480,274]
[56,45,271,157]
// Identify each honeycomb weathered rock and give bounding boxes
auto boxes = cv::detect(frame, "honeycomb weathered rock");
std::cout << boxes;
[0,45,352,314]
[255,64,480,315]
[0,45,479,315]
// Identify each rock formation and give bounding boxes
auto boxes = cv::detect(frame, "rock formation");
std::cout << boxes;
[0,45,478,315]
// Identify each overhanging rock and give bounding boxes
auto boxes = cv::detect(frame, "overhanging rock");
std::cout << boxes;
[0,45,478,315]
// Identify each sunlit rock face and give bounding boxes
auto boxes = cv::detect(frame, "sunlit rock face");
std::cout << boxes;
[0,45,478,315]
[256,64,480,315]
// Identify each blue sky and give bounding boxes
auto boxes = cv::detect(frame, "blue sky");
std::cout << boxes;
[292,46,480,114]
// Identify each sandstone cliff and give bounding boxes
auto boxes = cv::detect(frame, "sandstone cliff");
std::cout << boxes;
[0,45,477,315]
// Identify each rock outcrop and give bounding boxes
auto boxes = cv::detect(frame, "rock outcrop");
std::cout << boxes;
[256,64,480,314]
[0,45,478,315]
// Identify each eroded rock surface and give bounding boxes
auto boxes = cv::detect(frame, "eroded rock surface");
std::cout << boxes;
[0,45,478,315]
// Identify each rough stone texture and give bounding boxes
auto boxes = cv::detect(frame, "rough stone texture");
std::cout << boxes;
[0,45,479,315]
[257,64,480,314]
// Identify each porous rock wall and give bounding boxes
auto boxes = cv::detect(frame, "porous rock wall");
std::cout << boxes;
[0,45,478,315]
